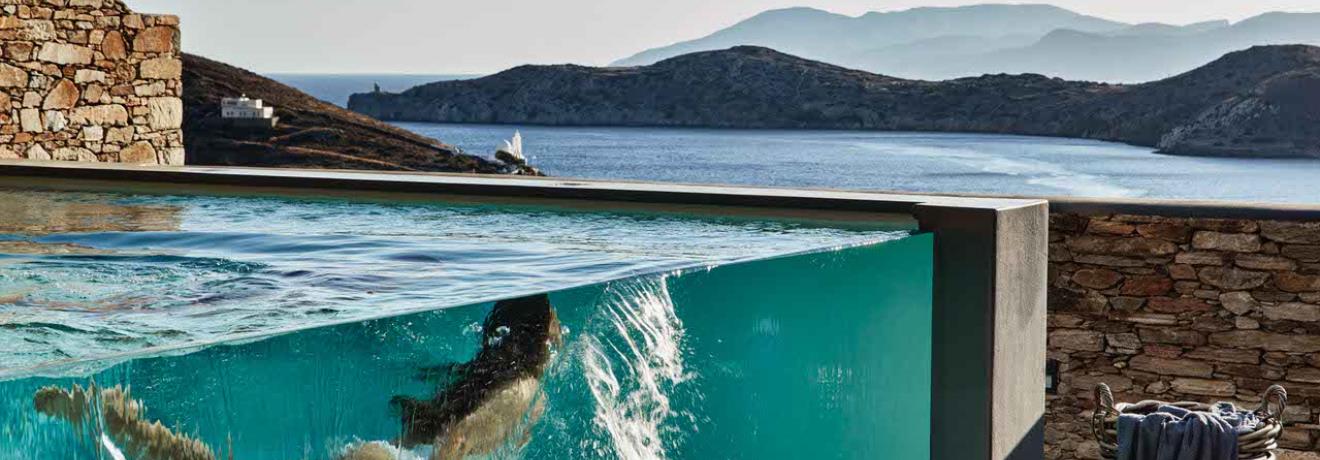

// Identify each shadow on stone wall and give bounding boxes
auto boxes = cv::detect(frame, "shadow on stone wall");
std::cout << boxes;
[1046,212,1320,459]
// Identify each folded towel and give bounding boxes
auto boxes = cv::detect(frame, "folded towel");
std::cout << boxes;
[1117,404,1239,460]
[1212,402,1260,435]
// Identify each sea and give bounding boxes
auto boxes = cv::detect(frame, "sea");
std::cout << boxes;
[273,74,1320,204]
[267,73,475,107]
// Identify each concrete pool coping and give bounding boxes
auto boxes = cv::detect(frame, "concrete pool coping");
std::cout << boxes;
[0,160,1048,460]
[0,160,1312,218]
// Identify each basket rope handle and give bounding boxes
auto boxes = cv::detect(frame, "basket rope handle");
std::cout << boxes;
[1094,383,1117,416]
[1091,382,1118,449]
[1254,384,1287,422]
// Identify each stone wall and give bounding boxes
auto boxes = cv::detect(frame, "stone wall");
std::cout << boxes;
[0,0,182,165]
[1046,211,1320,460]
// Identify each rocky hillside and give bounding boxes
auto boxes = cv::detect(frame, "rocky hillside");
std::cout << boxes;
[183,54,532,173]
[348,45,1320,158]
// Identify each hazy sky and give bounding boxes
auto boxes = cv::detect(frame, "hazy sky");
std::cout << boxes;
[123,0,1320,74]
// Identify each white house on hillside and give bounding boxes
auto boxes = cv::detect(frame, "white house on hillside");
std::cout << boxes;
[221,95,275,119]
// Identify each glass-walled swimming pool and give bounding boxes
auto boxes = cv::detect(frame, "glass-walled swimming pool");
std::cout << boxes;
[0,181,932,459]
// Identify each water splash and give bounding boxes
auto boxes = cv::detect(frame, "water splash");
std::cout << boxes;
[581,277,690,460]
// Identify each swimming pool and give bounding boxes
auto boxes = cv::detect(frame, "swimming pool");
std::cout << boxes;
[0,179,933,458]
[0,164,1048,460]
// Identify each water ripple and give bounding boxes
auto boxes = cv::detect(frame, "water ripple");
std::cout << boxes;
[0,187,905,370]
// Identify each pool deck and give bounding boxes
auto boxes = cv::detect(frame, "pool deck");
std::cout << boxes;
[0,160,1049,460]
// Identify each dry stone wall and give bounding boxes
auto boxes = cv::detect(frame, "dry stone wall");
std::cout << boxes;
[0,0,182,165]
[1047,212,1320,460]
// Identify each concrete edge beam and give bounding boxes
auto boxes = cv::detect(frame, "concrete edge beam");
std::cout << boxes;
[917,201,1049,460]
[0,160,1039,214]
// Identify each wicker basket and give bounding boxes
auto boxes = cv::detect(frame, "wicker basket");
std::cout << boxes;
[1091,383,1287,460]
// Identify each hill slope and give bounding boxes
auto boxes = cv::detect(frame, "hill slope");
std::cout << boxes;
[348,45,1320,158]
[183,54,531,173]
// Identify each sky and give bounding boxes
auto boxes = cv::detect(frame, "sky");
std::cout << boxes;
[123,0,1320,74]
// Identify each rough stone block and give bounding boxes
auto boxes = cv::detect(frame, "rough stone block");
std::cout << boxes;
[132,26,176,53]
[36,42,93,65]
[1169,377,1236,397]
[1088,220,1135,236]
[1176,251,1227,266]
[139,57,181,79]
[41,79,79,110]
[1146,296,1212,314]
[1235,254,1298,271]
[1198,266,1270,290]
[1138,327,1205,346]
[1193,231,1262,253]
[1050,329,1105,352]
[1128,355,1213,378]
[1210,330,1320,352]
[1287,367,1320,384]
[1220,292,1260,315]
[1277,273,1320,293]
[1121,275,1174,296]
[1262,302,1320,322]
[0,63,28,87]
[101,30,127,59]
[1190,219,1259,233]
[1136,222,1193,243]
[1183,347,1260,364]
[19,108,42,133]
[1283,245,1320,262]
[1262,221,1320,245]
[1067,235,1178,257]
[118,141,156,164]
[146,97,182,129]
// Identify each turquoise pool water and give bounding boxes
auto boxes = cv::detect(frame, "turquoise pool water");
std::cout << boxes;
[0,185,906,371]
[0,184,932,459]
[1,237,932,459]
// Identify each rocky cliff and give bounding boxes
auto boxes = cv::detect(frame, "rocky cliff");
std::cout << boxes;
[349,45,1320,158]
[183,54,532,173]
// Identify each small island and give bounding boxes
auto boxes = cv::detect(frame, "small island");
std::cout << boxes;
[348,45,1320,159]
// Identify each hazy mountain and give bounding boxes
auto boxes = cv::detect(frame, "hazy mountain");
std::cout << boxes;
[614,4,1320,83]
[943,12,1320,82]
[1109,20,1229,37]
[611,4,1125,67]
[349,45,1320,159]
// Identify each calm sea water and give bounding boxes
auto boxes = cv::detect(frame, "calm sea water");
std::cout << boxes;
[394,123,1320,203]
[267,75,1320,203]
[267,74,474,107]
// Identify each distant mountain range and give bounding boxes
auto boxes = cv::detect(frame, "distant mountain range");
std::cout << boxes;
[612,4,1320,82]
[348,45,1320,158]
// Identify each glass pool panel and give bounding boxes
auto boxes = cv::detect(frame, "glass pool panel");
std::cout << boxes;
[0,235,932,459]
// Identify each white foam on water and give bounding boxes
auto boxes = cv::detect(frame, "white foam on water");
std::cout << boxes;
[582,277,690,460]
[334,440,429,460]
[854,142,1144,197]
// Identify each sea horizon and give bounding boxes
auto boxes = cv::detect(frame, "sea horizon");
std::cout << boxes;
[265,73,479,107]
